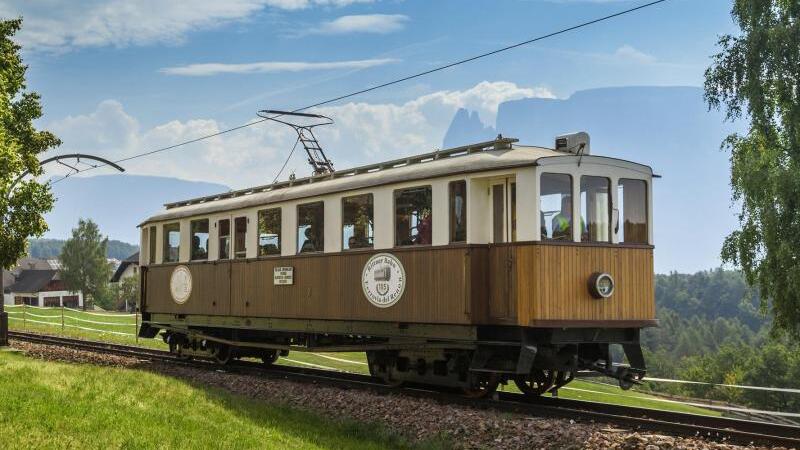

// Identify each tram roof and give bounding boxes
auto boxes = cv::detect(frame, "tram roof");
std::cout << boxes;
[142,137,652,225]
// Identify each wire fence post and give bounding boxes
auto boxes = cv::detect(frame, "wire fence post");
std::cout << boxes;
[135,311,139,344]
[22,303,26,329]
[61,304,65,333]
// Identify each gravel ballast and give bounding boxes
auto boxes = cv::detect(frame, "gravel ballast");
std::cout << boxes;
[9,340,791,450]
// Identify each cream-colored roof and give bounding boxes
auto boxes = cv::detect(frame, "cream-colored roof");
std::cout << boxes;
[140,138,651,225]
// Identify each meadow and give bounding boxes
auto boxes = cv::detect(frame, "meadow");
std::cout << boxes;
[7,305,718,417]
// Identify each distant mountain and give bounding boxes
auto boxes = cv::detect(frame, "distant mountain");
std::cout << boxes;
[28,238,138,260]
[443,86,746,273]
[45,175,229,244]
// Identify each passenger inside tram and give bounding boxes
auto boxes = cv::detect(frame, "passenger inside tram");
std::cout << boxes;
[551,196,574,240]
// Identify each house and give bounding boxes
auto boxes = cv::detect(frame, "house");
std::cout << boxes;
[2,258,83,308]
[111,252,139,283]
[4,269,83,308]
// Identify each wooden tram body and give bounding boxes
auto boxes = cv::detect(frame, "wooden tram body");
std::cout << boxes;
[137,136,656,396]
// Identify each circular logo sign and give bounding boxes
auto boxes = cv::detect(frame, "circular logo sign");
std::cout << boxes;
[362,253,406,308]
[588,272,615,299]
[170,265,193,305]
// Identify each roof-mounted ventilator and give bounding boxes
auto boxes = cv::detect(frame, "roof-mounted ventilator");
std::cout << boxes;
[258,110,335,176]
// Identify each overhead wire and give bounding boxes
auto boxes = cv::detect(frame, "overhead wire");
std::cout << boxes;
[47,0,670,184]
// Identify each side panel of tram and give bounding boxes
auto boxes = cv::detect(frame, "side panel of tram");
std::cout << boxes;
[141,243,654,328]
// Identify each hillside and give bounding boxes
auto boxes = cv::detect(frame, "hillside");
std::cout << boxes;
[443,86,746,273]
[45,174,229,244]
[28,238,138,260]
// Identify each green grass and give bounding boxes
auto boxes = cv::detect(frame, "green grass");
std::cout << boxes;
[0,351,434,450]
[6,306,719,417]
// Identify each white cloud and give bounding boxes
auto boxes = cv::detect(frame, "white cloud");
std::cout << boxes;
[613,45,657,64]
[313,14,409,34]
[45,81,553,188]
[1,0,377,51]
[160,58,398,76]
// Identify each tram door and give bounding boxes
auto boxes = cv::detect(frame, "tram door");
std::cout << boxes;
[489,177,517,322]
[490,178,517,243]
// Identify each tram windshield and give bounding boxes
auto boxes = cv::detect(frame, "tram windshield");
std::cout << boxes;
[540,173,573,241]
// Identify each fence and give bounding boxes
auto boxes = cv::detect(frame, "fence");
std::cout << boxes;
[5,304,139,341]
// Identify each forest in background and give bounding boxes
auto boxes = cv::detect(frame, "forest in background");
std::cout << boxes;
[28,238,138,260]
[643,269,799,413]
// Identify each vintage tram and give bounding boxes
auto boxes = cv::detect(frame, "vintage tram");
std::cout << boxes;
[137,130,655,398]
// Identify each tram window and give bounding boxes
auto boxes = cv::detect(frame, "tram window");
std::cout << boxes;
[510,182,517,242]
[258,208,281,256]
[449,181,467,243]
[580,176,611,243]
[218,219,230,260]
[298,202,324,253]
[540,173,573,241]
[148,226,156,264]
[342,194,374,250]
[190,219,209,260]
[234,217,247,259]
[395,186,432,246]
[162,223,180,263]
[618,179,648,244]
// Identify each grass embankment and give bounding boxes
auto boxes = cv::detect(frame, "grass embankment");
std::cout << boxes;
[0,351,428,450]
[7,306,718,417]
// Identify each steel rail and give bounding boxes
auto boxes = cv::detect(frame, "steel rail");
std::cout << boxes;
[8,331,800,448]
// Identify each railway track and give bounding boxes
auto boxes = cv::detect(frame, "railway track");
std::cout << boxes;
[8,331,800,448]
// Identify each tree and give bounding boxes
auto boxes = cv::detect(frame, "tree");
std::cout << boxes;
[117,275,140,312]
[0,18,61,344]
[60,219,111,309]
[705,1,800,339]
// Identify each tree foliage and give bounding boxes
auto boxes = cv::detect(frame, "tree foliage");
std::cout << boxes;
[106,274,139,312]
[705,1,800,338]
[60,219,111,307]
[0,18,60,270]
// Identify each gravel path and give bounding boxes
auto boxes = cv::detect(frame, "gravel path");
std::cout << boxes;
[9,340,790,450]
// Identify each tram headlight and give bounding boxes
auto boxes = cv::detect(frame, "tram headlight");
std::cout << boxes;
[589,272,615,299]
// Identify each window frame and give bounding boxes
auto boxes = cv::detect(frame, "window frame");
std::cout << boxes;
[539,172,574,242]
[341,193,374,251]
[617,178,649,245]
[393,184,433,247]
[189,218,210,261]
[162,222,181,263]
[579,175,612,244]
[448,180,467,243]
[148,226,157,264]
[297,201,325,254]
[218,218,231,260]
[233,216,248,259]
[257,207,282,257]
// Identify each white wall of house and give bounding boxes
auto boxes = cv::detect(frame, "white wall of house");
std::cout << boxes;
[5,290,84,308]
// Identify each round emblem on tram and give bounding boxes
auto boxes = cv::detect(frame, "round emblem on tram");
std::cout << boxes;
[170,265,193,305]
[362,253,406,308]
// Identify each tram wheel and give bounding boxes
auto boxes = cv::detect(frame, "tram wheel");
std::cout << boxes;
[261,350,279,366]
[168,337,191,360]
[462,373,500,399]
[514,369,554,396]
[212,344,233,365]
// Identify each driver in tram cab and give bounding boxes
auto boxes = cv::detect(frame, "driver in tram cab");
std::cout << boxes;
[551,195,574,240]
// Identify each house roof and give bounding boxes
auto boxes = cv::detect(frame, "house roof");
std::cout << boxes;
[111,252,140,283]
[7,270,57,294]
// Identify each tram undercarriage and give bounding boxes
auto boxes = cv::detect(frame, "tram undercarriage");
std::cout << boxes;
[145,320,646,398]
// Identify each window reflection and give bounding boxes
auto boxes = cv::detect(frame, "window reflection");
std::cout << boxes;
[298,202,324,253]
[449,181,467,243]
[395,186,432,246]
[540,173,573,241]
[258,208,281,256]
[342,194,373,250]
[618,179,648,244]
[580,176,611,243]
[218,219,230,260]
[190,219,209,260]
[163,223,180,262]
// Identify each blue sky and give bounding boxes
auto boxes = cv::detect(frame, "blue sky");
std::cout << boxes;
[2,0,740,270]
